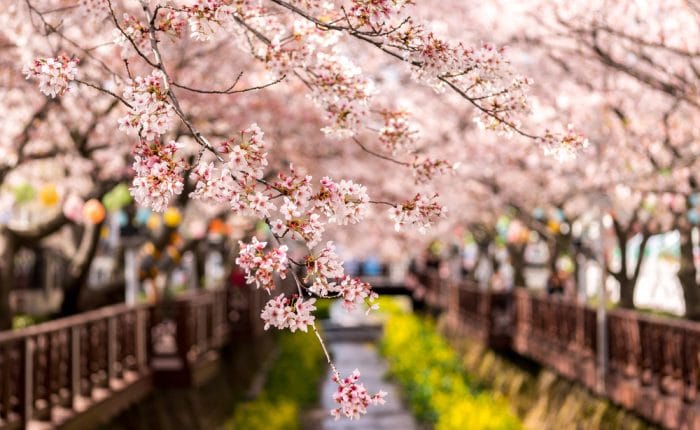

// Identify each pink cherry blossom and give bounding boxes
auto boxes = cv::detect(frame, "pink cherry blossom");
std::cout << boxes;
[330,369,387,420]
[388,193,446,233]
[118,71,175,141]
[131,139,186,212]
[315,177,369,225]
[23,55,79,98]
[337,276,379,312]
[260,294,316,333]
[236,238,288,292]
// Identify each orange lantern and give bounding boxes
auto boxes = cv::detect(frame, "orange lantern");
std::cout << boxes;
[209,218,229,235]
[83,199,106,224]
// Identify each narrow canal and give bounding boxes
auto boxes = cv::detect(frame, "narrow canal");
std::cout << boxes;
[103,295,655,430]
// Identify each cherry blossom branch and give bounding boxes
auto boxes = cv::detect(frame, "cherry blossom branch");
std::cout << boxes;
[352,138,410,166]
[106,0,158,69]
[74,79,133,108]
[267,0,545,141]
[171,73,287,95]
[25,0,123,78]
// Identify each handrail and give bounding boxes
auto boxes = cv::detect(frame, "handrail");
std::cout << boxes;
[426,273,700,430]
[0,286,248,430]
[0,302,152,343]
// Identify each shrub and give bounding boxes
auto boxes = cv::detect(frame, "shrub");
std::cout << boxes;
[381,307,522,430]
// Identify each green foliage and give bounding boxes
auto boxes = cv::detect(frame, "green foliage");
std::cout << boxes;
[226,330,325,430]
[380,307,522,430]
[227,399,299,430]
[12,314,47,329]
[314,299,332,320]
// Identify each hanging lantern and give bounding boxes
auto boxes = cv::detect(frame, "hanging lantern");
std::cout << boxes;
[39,184,59,207]
[146,214,161,230]
[163,207,182,228]
[103,183,133,212]
[13,182,36,204]
[188,220,207,239]
[209,218,227,235]
[63,194,84,222]
[83,199,106,224]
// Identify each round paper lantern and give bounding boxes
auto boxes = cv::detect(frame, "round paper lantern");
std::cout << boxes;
[209,218,227,235]
[103,183,133,212]
[83,199,106,224]
[163,207,182,228]
[146,214,161,231]
[135,208,151,225]
[63,194,84,222]
[13,183,36,204]
[39,184,59,207]
[188,220,207,239]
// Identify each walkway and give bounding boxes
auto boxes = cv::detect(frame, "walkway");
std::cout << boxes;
[313,301,418,430]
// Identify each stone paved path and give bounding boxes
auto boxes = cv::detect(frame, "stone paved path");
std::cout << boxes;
[318,342,419,430]
[312,299,419,430]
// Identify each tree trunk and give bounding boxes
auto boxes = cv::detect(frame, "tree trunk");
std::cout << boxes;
[618,276,635,309]
[59,222,103,316]
[507,243,527,287]
[678,226,700,320]
[0,232,16,330]
[609,222,649,310]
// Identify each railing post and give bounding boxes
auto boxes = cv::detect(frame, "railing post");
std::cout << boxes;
[107,316,117,388]
[135,308,147,374]
[70,326,81,408]
[596,270,608,394]
[198,303,207,354]
[19,337,34,426]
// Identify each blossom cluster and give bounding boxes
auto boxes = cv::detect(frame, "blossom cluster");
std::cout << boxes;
[236,237,289,291]
[349,0,412,28]
[190,124,278,217]
[183,0,233,41]
[260,294,316,332]
[268,168,370,247]
[217,123,268,180]
[23,55,79,98]
[305,241,345,296]
[303,242,379,310]
[378,109,418,154]
[315,177,369,225]
[540,125,590,161]
[309,53,375,138]
[113,14,151,55]
[118,71,175,141]
[114,11,186,55]
[337,277,378,312]
[131,140,186,212]
[331,369,387,420]
[80,0,109,20]
[411,157,455,183]
[388,193,446,233]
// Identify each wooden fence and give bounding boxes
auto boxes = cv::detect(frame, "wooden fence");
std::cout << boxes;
[0,285,267,430]
[418,272,700,429]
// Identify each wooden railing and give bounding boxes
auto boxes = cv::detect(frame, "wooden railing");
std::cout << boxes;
[420,272,700,429]
[0,303,150,430]
[0,285,268,430]
[454,283,512,349]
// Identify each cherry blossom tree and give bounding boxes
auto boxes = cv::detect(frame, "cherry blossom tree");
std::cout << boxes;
[11,0,593,418]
